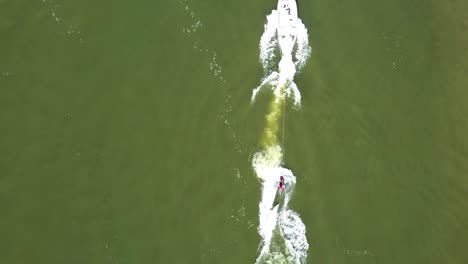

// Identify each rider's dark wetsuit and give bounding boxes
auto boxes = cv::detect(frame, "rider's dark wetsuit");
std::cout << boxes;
[279,176,285,191]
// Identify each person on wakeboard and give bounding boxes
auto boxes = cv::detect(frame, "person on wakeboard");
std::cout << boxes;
[272,176,286,209]
[279,176,285,191]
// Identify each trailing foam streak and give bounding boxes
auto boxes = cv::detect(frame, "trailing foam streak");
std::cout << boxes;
[251,1,311,263]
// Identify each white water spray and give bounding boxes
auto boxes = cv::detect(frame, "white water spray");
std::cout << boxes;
[252,6,311,109]
[252,1,311,263]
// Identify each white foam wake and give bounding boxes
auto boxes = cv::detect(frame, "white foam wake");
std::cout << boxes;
[252,147,309,264]
[252,9,311,108]
[252,2,311,263]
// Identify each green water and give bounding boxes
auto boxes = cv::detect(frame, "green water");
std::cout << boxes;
[1,0,467,263]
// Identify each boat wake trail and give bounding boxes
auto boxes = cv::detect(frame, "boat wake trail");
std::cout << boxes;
[252,9,311,108]
[252,1,311,263]
[253,147,308,264]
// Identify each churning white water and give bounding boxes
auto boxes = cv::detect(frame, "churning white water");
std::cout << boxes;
[251,1,311,263]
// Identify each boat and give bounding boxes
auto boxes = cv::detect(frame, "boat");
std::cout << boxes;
[277,0,298,56]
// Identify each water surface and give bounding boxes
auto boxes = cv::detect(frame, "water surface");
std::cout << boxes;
[1,0,467,263]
